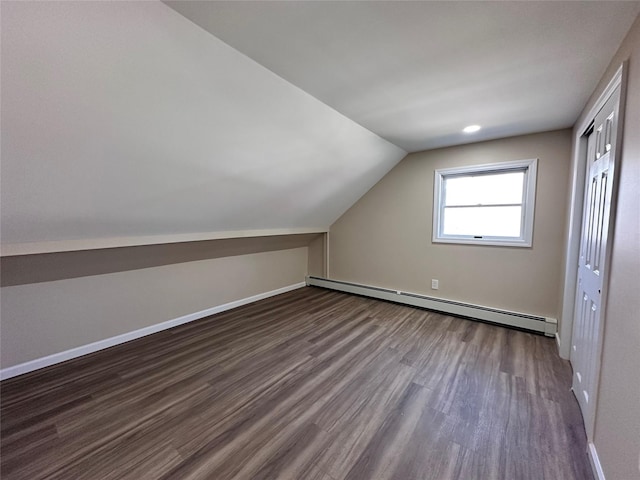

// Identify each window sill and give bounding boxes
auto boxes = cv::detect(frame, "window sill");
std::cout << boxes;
[432,237,532,248]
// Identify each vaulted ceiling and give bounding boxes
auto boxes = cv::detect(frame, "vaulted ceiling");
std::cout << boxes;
[1,1,404,246]
[166,1,640,152]
[2,1,638,248]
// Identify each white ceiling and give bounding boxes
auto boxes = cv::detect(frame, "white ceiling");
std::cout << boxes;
[165,1,640,152]
[1,1,404,245]
[3,1,639,247]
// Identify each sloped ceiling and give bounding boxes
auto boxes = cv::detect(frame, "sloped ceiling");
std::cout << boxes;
[3,1,639,249]
[0,1,405,247]
[165,1,640,152]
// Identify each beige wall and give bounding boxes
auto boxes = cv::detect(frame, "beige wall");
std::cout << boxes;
[1,234,317,287]
[307,233,326,277]
[329,129,572,319]
[576,14,640,480]
[0,246,308,369]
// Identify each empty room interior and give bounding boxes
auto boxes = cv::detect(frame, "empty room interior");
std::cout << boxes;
[2,1,640,479]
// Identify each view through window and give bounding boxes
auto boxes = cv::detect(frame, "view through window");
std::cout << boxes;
[433,159,537,246]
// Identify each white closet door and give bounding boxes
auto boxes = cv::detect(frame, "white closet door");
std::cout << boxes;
[570,86,620,438]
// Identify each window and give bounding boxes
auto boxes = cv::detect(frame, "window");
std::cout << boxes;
[433,159,537,247]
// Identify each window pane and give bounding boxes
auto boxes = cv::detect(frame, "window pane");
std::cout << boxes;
[442,206,522,237]
[445,171,524,206]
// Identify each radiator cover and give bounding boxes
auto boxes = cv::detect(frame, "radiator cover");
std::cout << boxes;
[306,276,556,337]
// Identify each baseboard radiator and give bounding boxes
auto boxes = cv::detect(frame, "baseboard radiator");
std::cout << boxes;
[306,276,557,337]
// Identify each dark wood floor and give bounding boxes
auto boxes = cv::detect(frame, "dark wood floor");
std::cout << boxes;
[1,287,593,480]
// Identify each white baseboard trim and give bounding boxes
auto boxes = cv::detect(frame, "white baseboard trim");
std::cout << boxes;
[307,276,557,336]
[588,442,606,480]
[0,282,306,381]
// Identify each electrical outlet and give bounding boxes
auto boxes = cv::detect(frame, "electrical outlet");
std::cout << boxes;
[431,279,439,290]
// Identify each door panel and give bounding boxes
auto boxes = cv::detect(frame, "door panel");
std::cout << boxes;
[570,86,619,438]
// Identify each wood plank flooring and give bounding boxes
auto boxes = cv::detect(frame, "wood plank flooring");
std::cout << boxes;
[0,287,593,480]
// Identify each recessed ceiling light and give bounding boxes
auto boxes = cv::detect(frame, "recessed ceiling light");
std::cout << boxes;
[463,125,481,133]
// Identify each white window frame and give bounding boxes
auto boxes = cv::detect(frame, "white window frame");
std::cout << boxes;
[433,158,538,247]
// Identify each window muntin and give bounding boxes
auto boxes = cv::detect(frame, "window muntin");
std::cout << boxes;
[433,159,537,246]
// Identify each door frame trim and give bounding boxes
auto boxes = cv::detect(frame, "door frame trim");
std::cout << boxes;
[558,62,628,440]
